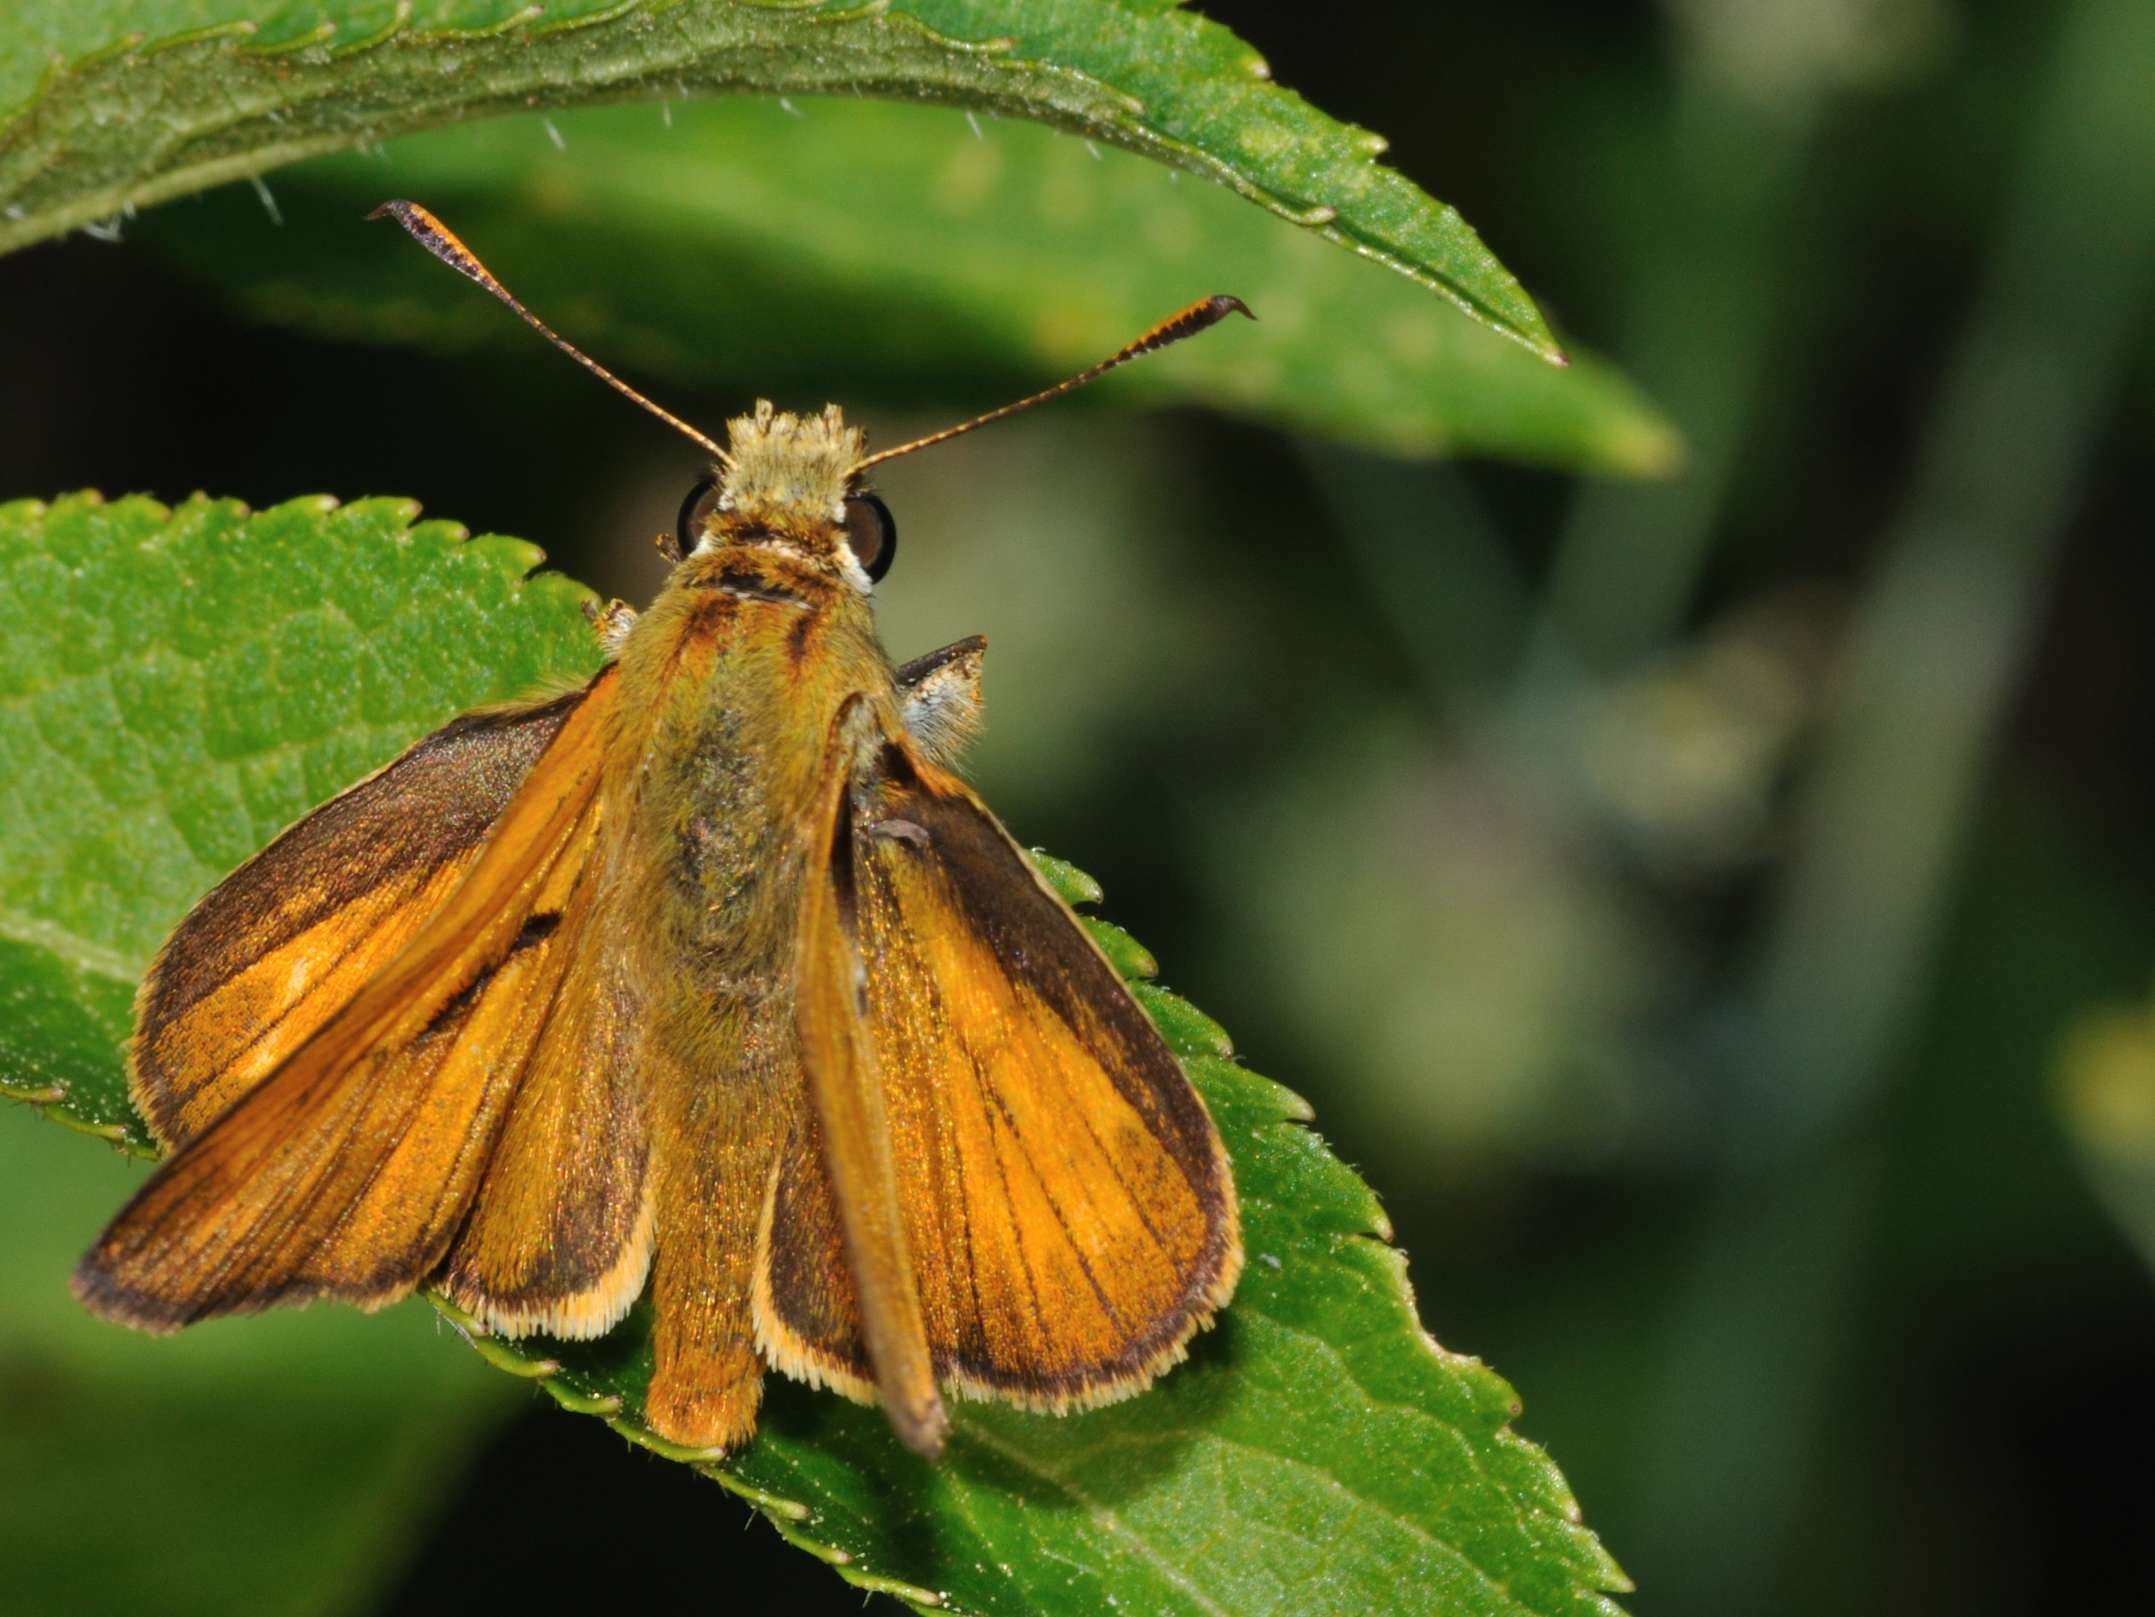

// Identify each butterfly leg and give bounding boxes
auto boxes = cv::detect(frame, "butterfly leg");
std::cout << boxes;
[581,596,640,655]
[893,635,985,765]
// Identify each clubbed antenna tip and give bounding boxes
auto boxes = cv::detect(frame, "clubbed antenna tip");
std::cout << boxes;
[853,294,1256,472]
[369,199,729,463]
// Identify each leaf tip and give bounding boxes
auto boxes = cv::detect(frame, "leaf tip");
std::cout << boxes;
[607,1415,728,1464]
[1028,849,1104,907]
[267,493,342,520]
[709,1470,814,1522]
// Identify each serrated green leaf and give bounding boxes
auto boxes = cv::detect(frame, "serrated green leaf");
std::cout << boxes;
[144,100,1678,475]
[1080,915,1157,980]
[1129,979,1235,1059]
[0,491,602,1148]
[0,491,1628,1616]
[1027,851,1105,908]
[1,1,1561,362]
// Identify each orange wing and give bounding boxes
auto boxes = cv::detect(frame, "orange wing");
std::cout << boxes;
[131,686,591,1150]
[780,744,947,1452]
[75,669,649,1333]
[760,737,1241,1421]
[436,895,654,1342]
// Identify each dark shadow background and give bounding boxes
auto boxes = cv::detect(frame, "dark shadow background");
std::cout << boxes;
[3,2,2153,1614]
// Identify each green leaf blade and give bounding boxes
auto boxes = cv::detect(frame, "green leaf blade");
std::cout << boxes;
[888,0,1558,354]
[1,1,1564,359]
[146,98,1675,474]
[0,491,1626,1615]
[0,491,601,1150]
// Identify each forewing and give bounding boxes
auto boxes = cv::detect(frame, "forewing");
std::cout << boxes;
[132,686,590,1150]
[76,670,619,1330]
[760,739,1241,1414]
[778,737,947,1452]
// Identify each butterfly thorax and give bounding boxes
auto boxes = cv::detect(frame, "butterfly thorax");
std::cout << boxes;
[600,395,903,1014]
[608,525,895,1019]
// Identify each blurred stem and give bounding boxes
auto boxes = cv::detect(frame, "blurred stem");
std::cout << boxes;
[1539,86,1813,670]
[1297,446,1531,717]
[1503,76,1815,801]
[1644,0,2155,1602]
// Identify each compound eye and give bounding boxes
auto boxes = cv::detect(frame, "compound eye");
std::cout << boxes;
[676,476,722,554]
[841,493,897,582]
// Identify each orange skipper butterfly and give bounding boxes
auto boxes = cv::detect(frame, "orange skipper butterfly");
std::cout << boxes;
[73,203,1251,1457]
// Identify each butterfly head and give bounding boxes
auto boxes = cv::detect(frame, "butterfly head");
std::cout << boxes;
[717,401,865,522]
[367,200,1248,599]
[674,402,897,592]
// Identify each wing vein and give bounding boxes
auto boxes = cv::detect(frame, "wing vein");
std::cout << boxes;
[1065,1095,1177,1261]
[913,947,987,1362]
[976,1066,1130,1339]
[299,821,597,1282]
[964,1043,1053,1351]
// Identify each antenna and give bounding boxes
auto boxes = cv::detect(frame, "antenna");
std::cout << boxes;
[370,200,729,463]
[852,295,1255,473]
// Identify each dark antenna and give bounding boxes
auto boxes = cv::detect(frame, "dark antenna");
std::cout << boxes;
[370,200,729,463]
[851,295,1256,473]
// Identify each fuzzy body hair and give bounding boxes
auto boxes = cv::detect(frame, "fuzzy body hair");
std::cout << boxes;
[718,401,867,527]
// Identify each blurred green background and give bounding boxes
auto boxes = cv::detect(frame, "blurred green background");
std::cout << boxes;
[4,0,2154,1613]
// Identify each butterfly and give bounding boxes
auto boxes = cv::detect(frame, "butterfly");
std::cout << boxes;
[73,201,1251,1457]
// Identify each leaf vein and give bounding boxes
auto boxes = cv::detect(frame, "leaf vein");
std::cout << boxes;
[0,904,138,983]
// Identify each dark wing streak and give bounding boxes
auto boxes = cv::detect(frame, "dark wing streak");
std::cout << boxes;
[959,1042,1055,1350]
[920,955,990,1365]
[204,912,398,1084]
[178,1098,357,1311]
[947,1074,990,1366]
[1063,1089,1176,1262]
[972,1057,1131,1341]
[294,836,593,1284]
